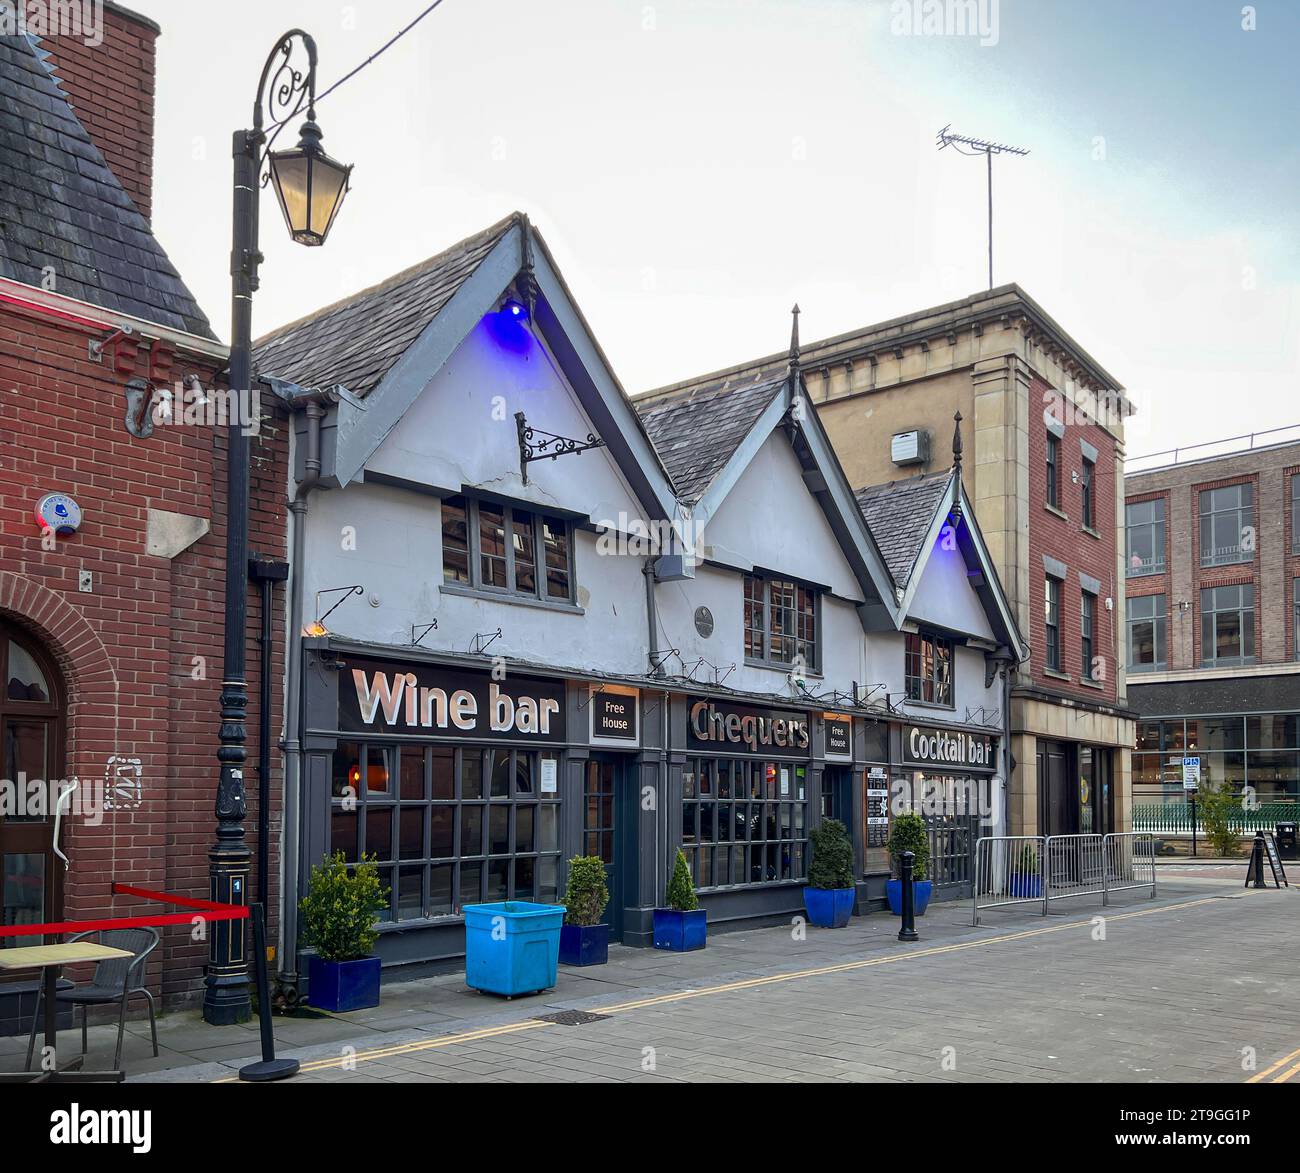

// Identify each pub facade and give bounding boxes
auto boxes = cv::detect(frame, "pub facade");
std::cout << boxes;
[254,213,1025,985]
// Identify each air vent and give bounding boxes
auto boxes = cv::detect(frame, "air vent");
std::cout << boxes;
[891,430,930,466]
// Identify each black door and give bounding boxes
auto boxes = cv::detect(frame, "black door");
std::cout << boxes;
[584,756,623,941]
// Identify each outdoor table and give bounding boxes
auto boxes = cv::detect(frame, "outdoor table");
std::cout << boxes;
[0,941,132,1083]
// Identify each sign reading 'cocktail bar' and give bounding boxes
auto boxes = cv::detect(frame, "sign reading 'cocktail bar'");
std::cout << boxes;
[902,724,994,770]
[340,658,566,742]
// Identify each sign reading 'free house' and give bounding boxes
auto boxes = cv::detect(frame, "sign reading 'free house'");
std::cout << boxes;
[341,658,567,742]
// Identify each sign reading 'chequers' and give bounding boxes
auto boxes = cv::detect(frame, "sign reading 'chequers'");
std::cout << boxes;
[903,724,994,769]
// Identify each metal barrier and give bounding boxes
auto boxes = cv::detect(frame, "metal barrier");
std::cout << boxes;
[973,832,1157,924]
[972,835,1046,924]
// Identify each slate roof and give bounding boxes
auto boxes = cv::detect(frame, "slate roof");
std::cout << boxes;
[253,215,517,395]
[634,372,788,505]
[0,34,215,338]
[854,470,952,589]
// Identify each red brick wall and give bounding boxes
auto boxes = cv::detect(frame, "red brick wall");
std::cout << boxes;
[1027,376,1120,701]
[0,301,287,1009]
[38,6,158,221]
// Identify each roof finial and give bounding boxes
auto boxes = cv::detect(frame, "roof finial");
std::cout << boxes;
[789,304,801,370]
[952,410,964,476]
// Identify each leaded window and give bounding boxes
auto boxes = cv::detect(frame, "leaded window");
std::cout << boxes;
[742,574,818,671]
[441,495,573,602]
[904,631,953,706]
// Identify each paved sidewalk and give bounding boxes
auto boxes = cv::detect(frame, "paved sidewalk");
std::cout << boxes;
[4,875,1296,1083]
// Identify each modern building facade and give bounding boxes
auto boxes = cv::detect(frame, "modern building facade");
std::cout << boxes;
[0,6,289,1026]
[251,215,1024,985]
[1124,430,1300,817]
[639,286,1138,841]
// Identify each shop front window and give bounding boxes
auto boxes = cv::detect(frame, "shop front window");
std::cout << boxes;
[681,757,808,889]
[330,742,561,921]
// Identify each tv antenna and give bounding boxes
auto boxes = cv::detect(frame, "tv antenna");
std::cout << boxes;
[936,125,1030,290]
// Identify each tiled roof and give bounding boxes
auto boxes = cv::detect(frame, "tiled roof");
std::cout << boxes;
[253,215,517,396]
[0,34,215,338]
[634,373,787,504]
[854,470,952,589]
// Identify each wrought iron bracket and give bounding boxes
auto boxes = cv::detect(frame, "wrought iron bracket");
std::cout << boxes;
[313,584,364,628]
[411,620,439,646]
[470,628,502,656]
[515,411,605,484]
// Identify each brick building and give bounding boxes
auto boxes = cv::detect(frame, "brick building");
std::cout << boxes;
[1125,429,1300,816]
[0,5,288,1028]
[638,285,1138,837]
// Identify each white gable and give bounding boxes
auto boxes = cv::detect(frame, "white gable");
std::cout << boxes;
[366,314,643,525]
[703,431,864,603]
[907,526,996,641]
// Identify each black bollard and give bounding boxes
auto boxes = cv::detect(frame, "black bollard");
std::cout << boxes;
[1251,832,1267,889]
[238,904,300,1083]
[898,850,919,942]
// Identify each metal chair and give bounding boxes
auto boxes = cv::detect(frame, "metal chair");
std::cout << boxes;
[25,927,159,1071]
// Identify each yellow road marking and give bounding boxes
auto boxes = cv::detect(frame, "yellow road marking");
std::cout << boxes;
[214,894,1223,1082]
[1246,1044,1300,1084]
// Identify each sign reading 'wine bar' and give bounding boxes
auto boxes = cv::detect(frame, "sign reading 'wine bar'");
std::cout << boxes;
[340,658,567,742]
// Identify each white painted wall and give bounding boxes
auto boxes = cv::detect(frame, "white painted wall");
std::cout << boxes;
[907,533,996,641]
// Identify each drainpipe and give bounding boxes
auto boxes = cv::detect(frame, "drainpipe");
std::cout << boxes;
[278,396,326,1002]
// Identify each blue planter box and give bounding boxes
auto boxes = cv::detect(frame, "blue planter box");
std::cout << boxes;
[559,923,609,967]
[886,878,933,917]
[652,908,707,952]
[463,901,564,996]
[803,886,855,928]
[307,955,381,1013]
[1009,875,1042,899]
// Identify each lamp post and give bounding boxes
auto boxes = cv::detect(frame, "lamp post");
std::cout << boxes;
[205,30,352,1025]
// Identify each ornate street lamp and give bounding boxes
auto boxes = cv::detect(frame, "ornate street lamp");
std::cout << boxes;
[205,29,351,1029]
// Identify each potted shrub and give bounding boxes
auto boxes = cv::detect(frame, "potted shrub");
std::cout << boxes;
[653,849,707,951]
[885,812,933,917]
[1009,842,1041,898]
[803,817,855,928]
[462,898,566,997]
[559,855,610,966]
[301,851,388,1013]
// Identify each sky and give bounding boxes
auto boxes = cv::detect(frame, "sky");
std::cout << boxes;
[141,0,1300,459]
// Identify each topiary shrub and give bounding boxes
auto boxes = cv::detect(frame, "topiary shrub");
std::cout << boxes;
[807,818,855,889]
[665,848,698,911]
[300,851,388,962]
[562,856,609,927]
[886,811,930,881]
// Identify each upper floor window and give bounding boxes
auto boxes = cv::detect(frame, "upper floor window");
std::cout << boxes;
[441,495,573,603]
[1200,583,1255,667]
[1199,483,1254,568]
[1081,456,1096,530]
[1045,431,1061,509]
[1080,592,1096,681]
[743,574,818,672]
[904,631,953,707]
[1126,594,1167,674]
[1044,575,1062,672]
[1126,498,1166,577]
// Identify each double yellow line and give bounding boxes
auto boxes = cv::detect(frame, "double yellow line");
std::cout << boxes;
[217,895,1223,1081]
[1246,1046,1300,1084]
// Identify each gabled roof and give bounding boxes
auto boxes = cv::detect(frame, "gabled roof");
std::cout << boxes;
[0,34,215,338]
[635,372,787,505]
[854,471,952,590]
[253,215,515,395]
[253,213,681,522]
[855,467,1027,660]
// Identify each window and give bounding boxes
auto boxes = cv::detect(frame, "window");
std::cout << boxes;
[329,743,561,921]
[1293,474,1300,553]
[1127,595,1167,673]
[1045,432,1060,509]
[742,574,818,671]
[904,631,953,706]
[1081,457,1095,529]
[1081,592,1096,681]
[1199,483,1254,567]
[681,758,808,889]
[442,495,572,602]
[1044,576,1062,672]
[1126,498,1166,577]
[1200,584,1255,667]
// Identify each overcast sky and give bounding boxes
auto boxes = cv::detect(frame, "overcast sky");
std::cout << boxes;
[142,0,1299,458]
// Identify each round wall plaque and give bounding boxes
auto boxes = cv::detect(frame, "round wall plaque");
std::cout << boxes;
[34,493,82,536]
[694,606,714,639]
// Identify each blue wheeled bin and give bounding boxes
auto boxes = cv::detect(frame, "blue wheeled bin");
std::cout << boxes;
[462,901,565,996]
